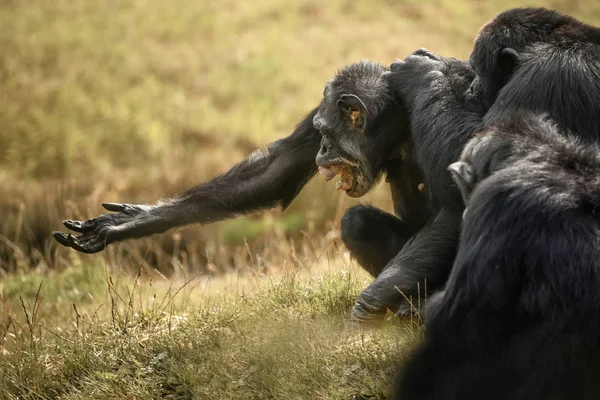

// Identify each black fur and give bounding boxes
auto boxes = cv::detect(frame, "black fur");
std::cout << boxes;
[341,205,415,278]
[392,113,600,400]
[342,52,486,324]
[472,7,600,130]
[464,7,600,142]
[313,62,452,323]
[313,61,475,324]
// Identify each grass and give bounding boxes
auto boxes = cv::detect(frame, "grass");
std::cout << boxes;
[4,0,600,398]
[0,251,423,399]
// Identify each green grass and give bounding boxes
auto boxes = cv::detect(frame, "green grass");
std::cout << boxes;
[0,259,422,400]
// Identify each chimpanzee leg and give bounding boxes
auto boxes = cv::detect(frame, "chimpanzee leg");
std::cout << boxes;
[341,205,419,278]
[347,207,462,326]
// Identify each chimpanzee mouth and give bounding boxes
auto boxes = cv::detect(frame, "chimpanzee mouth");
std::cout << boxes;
[317,163,370,198]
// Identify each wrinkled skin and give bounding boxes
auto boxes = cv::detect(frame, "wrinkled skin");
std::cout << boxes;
[312,65,403,198]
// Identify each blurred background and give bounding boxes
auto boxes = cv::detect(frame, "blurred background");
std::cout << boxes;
[1,0,598,277]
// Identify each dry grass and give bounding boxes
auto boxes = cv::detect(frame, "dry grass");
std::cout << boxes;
[3,1,600,398]
[0,246,425,399]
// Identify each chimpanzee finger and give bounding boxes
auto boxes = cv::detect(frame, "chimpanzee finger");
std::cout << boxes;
[52,231,73,248]
[102,203,126,212]
[411,48,439,60]
[63,219,96,233]
[63,233,101,254]
[69,240,96,254]
[390,60,405,72]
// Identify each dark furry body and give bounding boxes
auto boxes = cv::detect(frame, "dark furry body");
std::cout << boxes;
[393,114,600,400]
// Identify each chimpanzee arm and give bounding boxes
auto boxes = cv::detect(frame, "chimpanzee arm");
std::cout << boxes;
[385,156,432,232]
[387,49,487,209]
[53,108,322,254]
[347,207,462,327]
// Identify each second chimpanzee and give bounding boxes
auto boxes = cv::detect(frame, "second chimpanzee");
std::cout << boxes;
[393,113,600,400]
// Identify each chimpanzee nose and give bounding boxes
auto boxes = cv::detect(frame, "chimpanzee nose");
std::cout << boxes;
[316,137,334,165]
[318,138,333,156]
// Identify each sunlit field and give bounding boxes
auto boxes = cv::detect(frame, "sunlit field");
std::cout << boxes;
[2,0,600,398]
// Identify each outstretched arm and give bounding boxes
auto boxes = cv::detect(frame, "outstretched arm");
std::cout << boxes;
[53,107,322,254]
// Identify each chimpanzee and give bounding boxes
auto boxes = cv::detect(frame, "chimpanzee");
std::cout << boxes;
[392,112,600,400]
[52,61,430,253]
[470,7,600,140]
[53,61,436,317]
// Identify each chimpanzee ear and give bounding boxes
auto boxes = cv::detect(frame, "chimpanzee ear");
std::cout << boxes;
[498,47,519,79]
[500,48,519,62]
[337,94,368,131]
[448,161,475,205]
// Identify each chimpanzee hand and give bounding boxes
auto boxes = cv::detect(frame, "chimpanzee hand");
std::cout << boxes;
[391,48,443,73]
[386,49,447,113]
[53,203,165,254]
[388,48,478,115]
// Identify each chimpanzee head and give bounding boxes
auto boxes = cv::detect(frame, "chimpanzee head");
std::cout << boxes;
[448,125,517,208]
[313,61,404,197]
[448,113,559,210]
[468,7,575,107]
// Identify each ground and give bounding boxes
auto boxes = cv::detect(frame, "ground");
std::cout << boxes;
[1,254,423,399]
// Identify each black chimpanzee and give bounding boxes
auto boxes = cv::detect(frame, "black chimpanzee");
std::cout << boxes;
[392,113,600,400]
[471,7,600,140]
[52,61,429,255]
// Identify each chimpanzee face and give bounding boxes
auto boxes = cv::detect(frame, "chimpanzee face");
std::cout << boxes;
[312,62,389,198]
[313,92,371,197]
[467,7,568,107]
[448,124,519,215]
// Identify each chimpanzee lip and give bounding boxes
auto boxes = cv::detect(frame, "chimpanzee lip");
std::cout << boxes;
[317,162,357,193]
[346,166,369,197]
